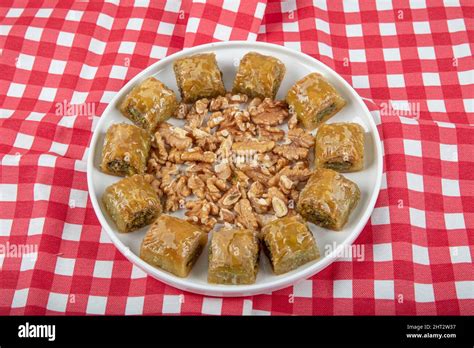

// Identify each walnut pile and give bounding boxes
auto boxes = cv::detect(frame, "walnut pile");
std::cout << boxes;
[146,93,313,232]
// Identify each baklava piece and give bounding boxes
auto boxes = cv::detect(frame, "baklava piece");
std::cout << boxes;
[232,52,286,99]
[100,123,151,176]
[140,215,207,277]
[262,215,320,275]
[173,53,226,103]
[315,122,364,172]
[119,76,177,132]
[102,174,161,233]
[208,227,260,285]
[286,72,346,130]
[296,169,360,231]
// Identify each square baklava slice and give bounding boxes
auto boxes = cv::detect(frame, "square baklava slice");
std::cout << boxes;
[315,122,365,172]
[286,72,346,130]
[140,215,207,277]
[102,174,161,233]
[173,53,226,103]
[208,227,260,285]
[101,123,151,176]
[119,77,177,132]
[262,215,320,275]
[296,169,360,231]
[232,52,286,99]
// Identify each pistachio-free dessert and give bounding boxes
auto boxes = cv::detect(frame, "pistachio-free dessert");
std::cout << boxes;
[98,50,370,285]
[173,53,226,103]
[119,76,177,132]
[100,123,151,176]
[315,122,365,172]
[232,52,286,99]
[297,168,360,231]
[102,174,162,233]
[208,227,260,284]
[286,72,346,130]
[261,215,320,275]
[140,215,207,277]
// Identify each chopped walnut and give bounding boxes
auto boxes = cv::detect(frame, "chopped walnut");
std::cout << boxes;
[151,132,168,164]
[209,95,229,111]
[229,93,248,104]
[188,174,206,199]
[258,126,285,141]
[208,111,225,128]
[279,174,295,194]
[219,208,235,223]
[167,148,184,164]
[234,199,259,230]
[288,128,315,148]
[241,165,271,187]
[174,102,188,119]
[287,112,298,129]
[146,92,318,233]
[181,148,216,163]
[219,184,242,208]
[272,196,288,217]
[269,165,312,186]
[195,98,209,114]
[232,140,275,154]
[273,144,309,161]
[248,182,270,214]
[158,123,192,150]
[250,98,289,126]
[214,159,232,180]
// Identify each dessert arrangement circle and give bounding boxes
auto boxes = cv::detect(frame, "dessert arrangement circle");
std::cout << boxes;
[87,42,382,297]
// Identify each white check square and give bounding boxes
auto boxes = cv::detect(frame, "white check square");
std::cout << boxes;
[403,139,422,157]
[373,243,393,262]
[414,283,435,302]
[93,260,113,278]
[47,292,68,312]
[406,172,424,192]
[441,179,460,197]
[214,24,232,41]
[12,288,29,308]
[449,246,472,264]
[333,280,353,298]
[409,208,426,229]
[412,244,430,265]
[374,280,395,300]
[86,296,107,315]
[55,257,76,276]
[444,213,465,230]
[202,297,223,315]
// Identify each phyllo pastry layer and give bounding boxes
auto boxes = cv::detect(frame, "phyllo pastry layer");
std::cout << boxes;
[232,52,286,99]
[315,122,364,172]
[140,215,207,277]
[119,77,177,132]
[173,53,226,103]
[102,174,161,233]
[262,215,320,275]
[286,72,345,130]
[297,168,360,230]
[208,227,260,285]
[101,123,151,177]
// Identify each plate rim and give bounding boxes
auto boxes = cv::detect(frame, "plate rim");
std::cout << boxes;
[87,41,383,297]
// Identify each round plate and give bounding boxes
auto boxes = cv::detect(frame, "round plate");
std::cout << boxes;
[87,41,383,297]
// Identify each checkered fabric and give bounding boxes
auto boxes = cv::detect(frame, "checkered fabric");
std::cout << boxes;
[0,0,472,315]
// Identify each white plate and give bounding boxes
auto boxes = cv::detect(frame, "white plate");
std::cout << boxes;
[87,41,383,297]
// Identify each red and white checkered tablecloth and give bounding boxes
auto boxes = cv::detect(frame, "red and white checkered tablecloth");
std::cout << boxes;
[0,0,472,315]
